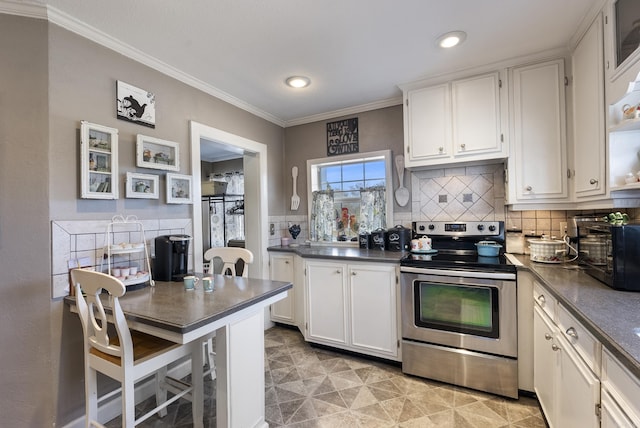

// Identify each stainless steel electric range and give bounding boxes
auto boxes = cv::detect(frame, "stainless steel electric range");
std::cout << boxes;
[400,221,518,398]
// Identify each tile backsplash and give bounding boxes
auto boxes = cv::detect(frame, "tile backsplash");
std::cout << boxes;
[51,218,193,299]
[410,163,505,223]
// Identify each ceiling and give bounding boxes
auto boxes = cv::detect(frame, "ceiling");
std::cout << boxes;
[10,0,602,129]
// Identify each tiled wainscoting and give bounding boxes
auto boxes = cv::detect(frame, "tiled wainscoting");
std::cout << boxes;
[51,218,193,299]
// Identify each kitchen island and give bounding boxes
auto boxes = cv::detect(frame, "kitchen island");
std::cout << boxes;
[65,274,292,428]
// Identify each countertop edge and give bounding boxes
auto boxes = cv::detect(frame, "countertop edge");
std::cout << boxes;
[513,257,640,379]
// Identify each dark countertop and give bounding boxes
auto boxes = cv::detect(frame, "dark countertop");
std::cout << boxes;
[65,274,292,335]
[269,246,640,379]
[510,254,640,378]
[268,244,406,263]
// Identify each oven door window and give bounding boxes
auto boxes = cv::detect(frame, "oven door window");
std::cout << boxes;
[414,281,499,338]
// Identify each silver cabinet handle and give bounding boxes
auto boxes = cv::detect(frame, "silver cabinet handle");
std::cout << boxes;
[552,344,561,351]
[544,333,552,341]
[526,186,533,191]
[590,179,598,185]
[336,270,341,274]
[438,147,444,153]
[566,327,578,338]
[460,143,466,149]
[537,295,546,304]
[285,260,290,264]
[351,271,357,276]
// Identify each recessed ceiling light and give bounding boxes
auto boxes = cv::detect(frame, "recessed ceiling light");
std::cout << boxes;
[286,76,311,88]
[437,31,467,48]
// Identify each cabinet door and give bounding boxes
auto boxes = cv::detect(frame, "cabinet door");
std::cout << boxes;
[573,13,605,199]
[511,59,568,201]
[601,389,634,428]
[348,264,398,358]
[269,254,295,325]
[534,305,558,427]
[404,84,451,165]
[555,333,600,428]
[452,72,503,157]
[306,261,348,346]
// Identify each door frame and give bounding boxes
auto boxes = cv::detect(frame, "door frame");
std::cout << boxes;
[190,121,269,279]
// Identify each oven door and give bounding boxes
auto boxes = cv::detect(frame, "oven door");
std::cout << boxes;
[401,267,517,358]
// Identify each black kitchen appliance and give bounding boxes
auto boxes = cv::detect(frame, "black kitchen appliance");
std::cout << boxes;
[386,225,411,251]
[400,220,518,398]
[575,217,640,291]
[154,235,191,281]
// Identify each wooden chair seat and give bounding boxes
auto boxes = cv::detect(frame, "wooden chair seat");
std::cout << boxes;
[89,330,182,366]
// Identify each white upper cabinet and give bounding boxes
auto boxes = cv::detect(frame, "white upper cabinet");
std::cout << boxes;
[404,84,451,164]
[403,71,506,168]
[508,59,569,203]
[573,13,606,199]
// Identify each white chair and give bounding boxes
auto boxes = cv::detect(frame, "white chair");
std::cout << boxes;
[202,247,254,379]
[72,269,193,427]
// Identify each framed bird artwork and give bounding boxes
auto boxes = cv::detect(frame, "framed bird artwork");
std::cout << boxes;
[116,80,156,128]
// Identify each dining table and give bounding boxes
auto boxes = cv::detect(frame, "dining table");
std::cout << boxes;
[65,273,292,428]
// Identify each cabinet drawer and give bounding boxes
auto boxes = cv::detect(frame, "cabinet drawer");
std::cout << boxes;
[557,303,601,376]
[533,281,555,320]
[602,348,640,426]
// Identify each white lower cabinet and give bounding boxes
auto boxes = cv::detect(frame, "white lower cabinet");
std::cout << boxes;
[269,253,301,328]
[534,291,600,428]
[601,348,640,427]
[305,259,399,360]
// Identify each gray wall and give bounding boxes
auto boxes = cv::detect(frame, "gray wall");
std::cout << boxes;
[0,14,54,428]
[283,106,406,216]
[0,14,286,426]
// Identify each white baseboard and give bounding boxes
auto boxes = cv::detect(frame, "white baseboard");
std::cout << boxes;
[62,361,192,428]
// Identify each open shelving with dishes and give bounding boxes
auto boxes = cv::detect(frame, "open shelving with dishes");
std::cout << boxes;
[100,215,154,288]
[609,71,640,193]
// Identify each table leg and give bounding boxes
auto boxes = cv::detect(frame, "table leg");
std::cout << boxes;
[216,310,268,428]
[191,339,204,428]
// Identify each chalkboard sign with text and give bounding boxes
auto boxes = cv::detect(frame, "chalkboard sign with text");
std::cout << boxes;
[327,118,359,156]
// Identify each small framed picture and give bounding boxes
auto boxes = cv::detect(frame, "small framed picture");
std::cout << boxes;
[125,172,159,199]
[136,135,179,171]
[116,80,156,128]
[166,173,192,204]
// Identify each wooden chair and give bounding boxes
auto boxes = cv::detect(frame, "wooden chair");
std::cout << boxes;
[72,269,193,427]
[202,247,254,379]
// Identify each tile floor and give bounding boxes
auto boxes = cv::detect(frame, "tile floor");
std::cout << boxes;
[106,325,545,427]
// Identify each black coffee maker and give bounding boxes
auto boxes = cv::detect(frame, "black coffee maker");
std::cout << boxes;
[154,235,191,281]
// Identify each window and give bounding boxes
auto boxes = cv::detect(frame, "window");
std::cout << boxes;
[307,150,394,244]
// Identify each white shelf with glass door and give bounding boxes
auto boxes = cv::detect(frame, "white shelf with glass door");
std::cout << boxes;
[80,121,119,199]
[100,215,153,288]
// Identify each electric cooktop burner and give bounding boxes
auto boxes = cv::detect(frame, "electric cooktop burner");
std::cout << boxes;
[400,220,516,274]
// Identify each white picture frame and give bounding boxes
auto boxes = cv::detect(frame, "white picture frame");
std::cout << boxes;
[136,135,179,171]
[116,80,156,128]
[80,121,119,199]
[125,172,159,199]
[166,173,192,204]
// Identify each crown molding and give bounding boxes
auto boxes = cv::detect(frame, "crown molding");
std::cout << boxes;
[0,0,47,19]
[284,96,403,127]
[1,1,401,129]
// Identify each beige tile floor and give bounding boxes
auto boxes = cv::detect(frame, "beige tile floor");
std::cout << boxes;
[106,325,546,427]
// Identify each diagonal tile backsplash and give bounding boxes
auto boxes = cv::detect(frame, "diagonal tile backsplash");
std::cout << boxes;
[411,163,506,222]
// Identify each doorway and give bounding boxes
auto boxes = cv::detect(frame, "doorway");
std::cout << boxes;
[190,121,269,278]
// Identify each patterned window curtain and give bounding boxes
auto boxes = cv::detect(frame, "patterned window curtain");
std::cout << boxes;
[310,190,334,242]
[359,186,386,233]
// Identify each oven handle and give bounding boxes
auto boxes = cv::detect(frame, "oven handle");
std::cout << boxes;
[400,266,516,281]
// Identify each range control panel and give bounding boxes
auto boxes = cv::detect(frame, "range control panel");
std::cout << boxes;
[413,221,502,237]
